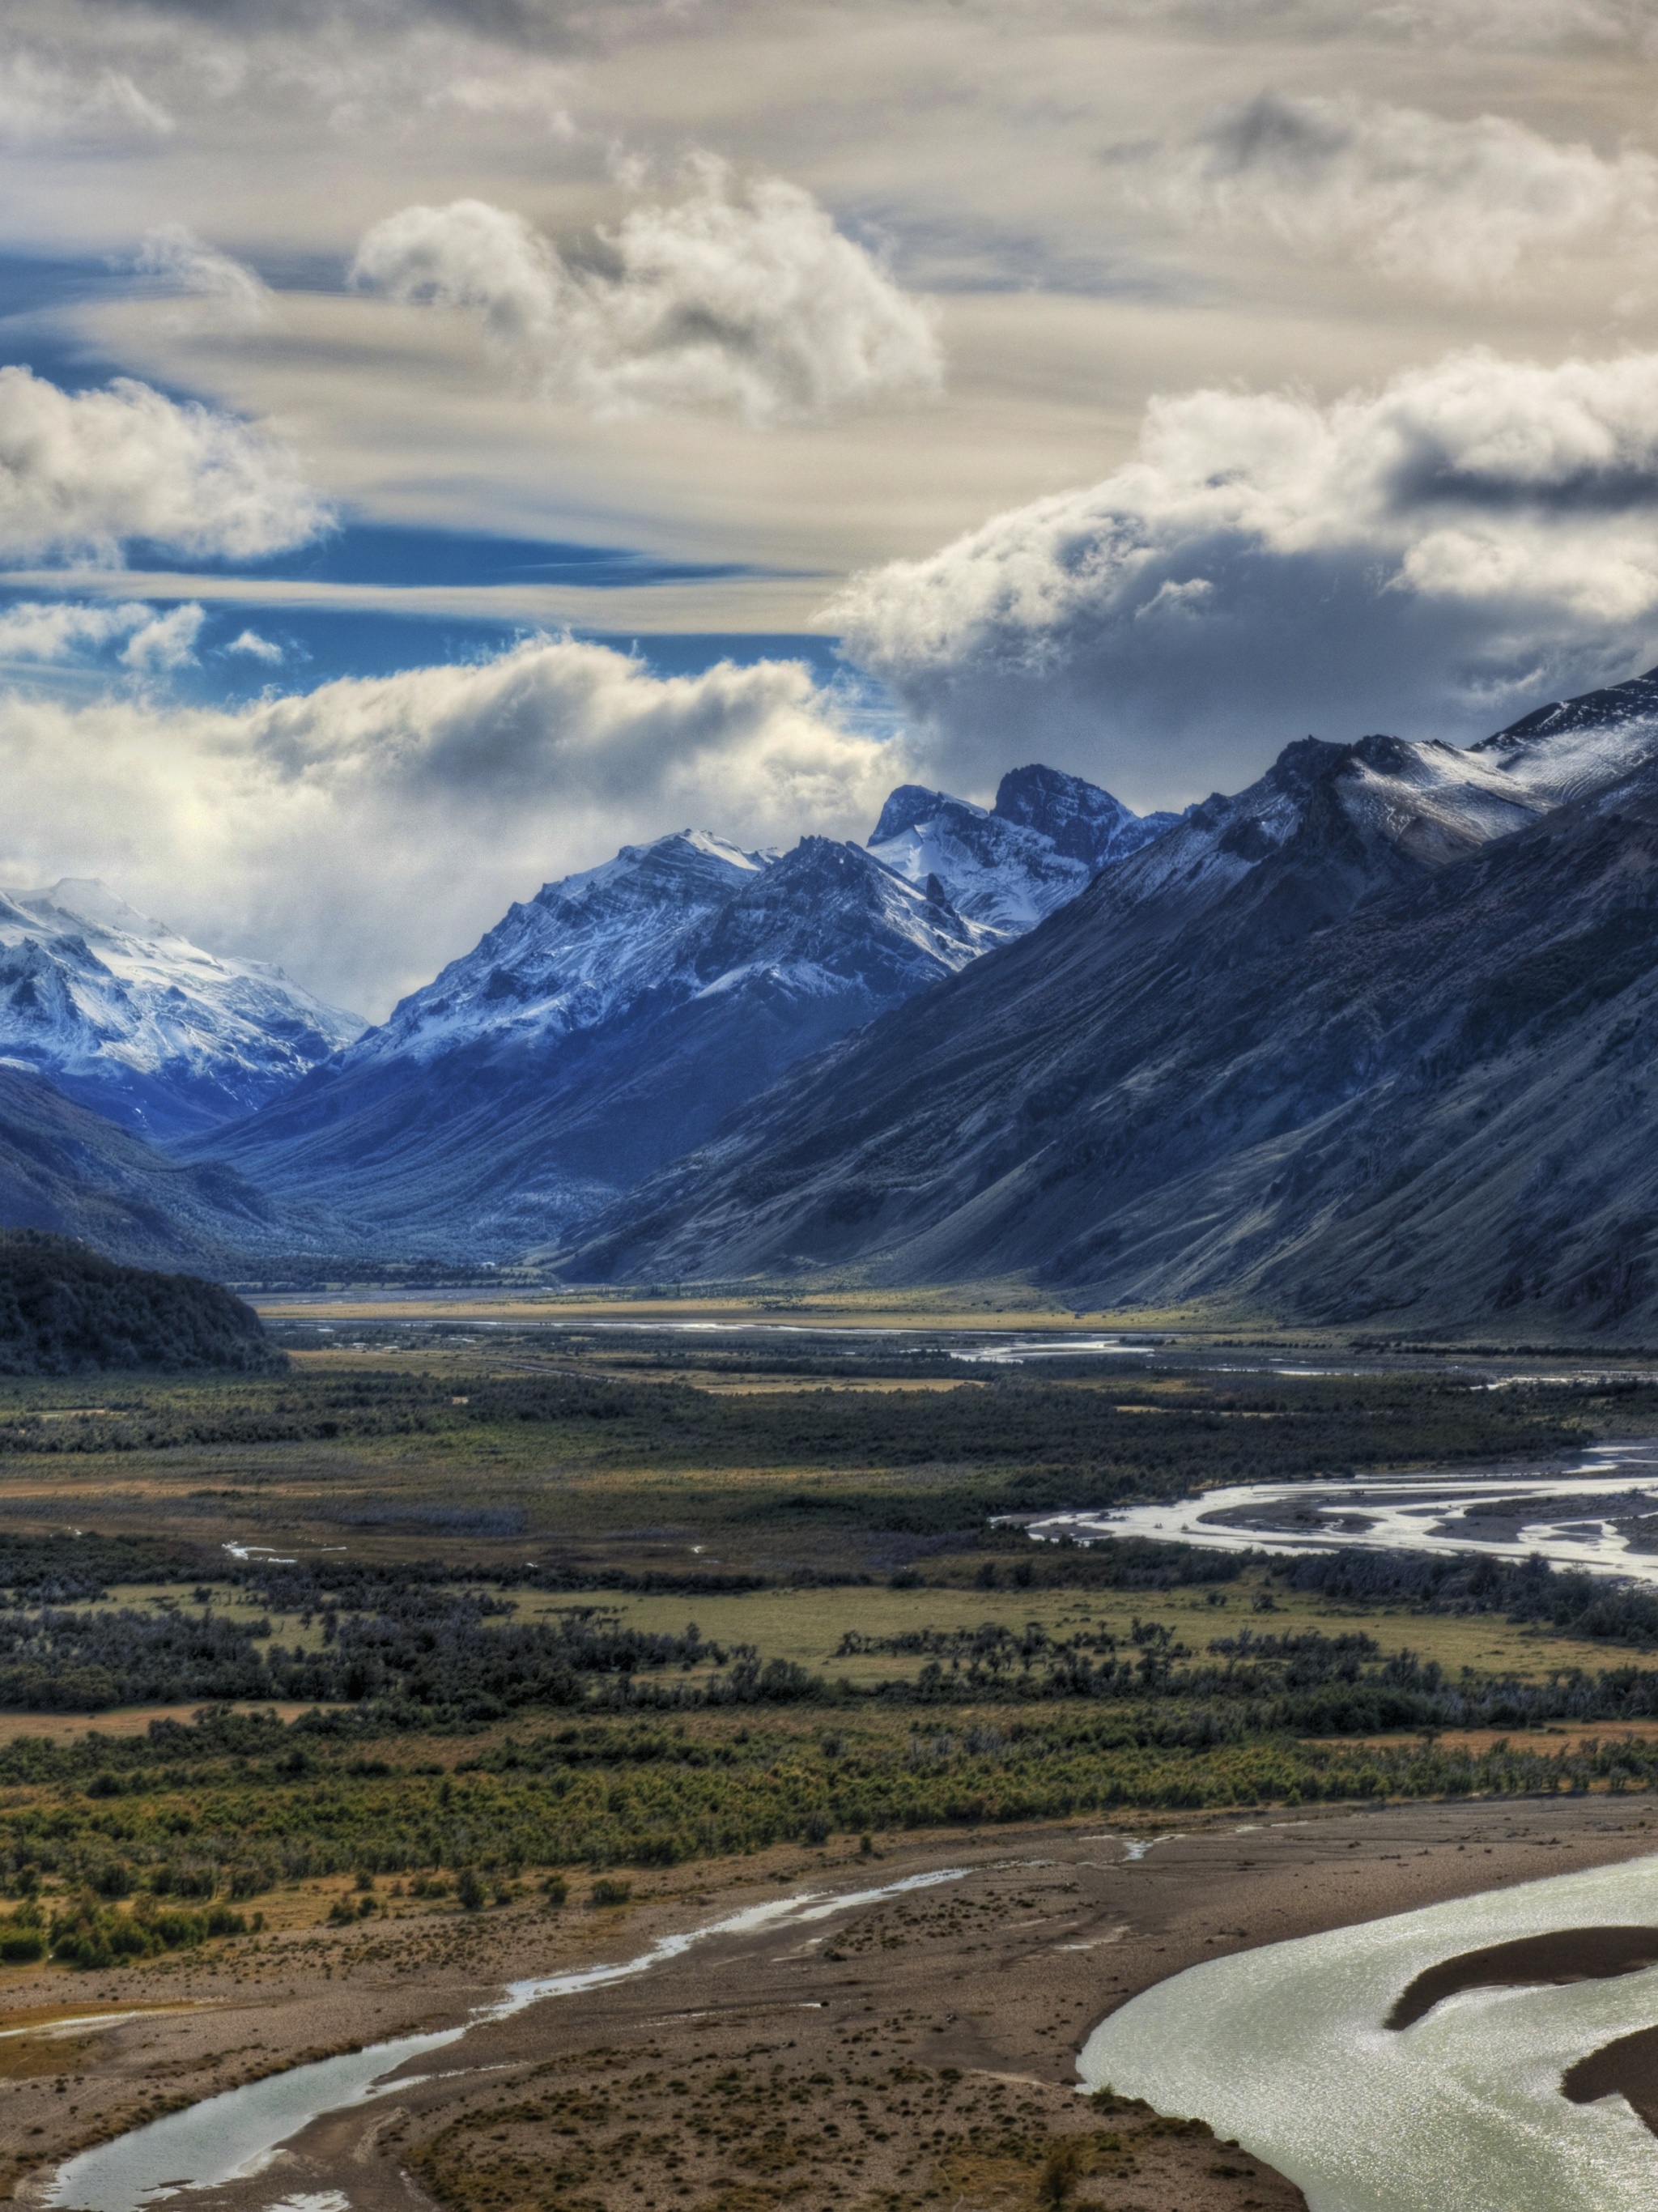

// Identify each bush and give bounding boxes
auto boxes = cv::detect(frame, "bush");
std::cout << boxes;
[589,1878,631,1908]
[456,1868,487,1912]
[0,1930,43,1963]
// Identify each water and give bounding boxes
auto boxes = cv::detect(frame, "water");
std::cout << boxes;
[49,1868,967,2212]
[1027,1438,1658,1583]
[1079,1852,1658,2212]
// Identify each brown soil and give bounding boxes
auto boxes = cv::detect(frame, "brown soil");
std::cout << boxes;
[6,1792,1658,2212]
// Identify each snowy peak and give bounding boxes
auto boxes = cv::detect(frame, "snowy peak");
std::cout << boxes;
[14,878,180,941]
[0,879,364,1138]
[352,827,994,1077]
[361,830,773,1068]
[869,785,950,847]
[1471,662,1658,803]
[691,836,994,999]
[541,829,769,921]
[866,763,1173,939]
[1103,730,1558,928]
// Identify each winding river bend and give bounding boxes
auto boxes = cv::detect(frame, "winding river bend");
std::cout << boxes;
[49,1869,967,2212]
[1080,1852,1658,2212]
[1028,1437,1658,1585]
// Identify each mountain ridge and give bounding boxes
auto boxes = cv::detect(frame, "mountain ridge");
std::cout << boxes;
[181,764,1163,1253]
[563,670,1658,1334]
[0,879,363,1140]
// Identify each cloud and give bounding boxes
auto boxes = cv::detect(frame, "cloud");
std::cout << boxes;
[831,347,1658,793]
[1132,91,1658,291]
[351,163,943,423]
[0,598,202,670]
[226,627,284,664]
[0,634,904,1017]
[0,49,172,146]
[117,602,203,670]
[1096,0,1658,49]
[134,223,274,328]
[0,368,329,564]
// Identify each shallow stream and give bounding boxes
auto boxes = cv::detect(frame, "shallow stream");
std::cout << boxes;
[49,1868,967,2212]
[1029,1438,1658,1582]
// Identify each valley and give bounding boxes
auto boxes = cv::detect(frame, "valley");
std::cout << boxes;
[3,1326,1658,2206]
[13,663,1658,1341]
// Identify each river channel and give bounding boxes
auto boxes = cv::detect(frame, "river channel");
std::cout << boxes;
[1080,1851,1658,2212]
[1027,1437,1658,1583]
[49,1869,967,2212]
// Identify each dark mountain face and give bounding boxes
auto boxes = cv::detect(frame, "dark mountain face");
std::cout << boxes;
[0,1068,308,1270]
[991,763,1180,868]
[567,683,1658,1334]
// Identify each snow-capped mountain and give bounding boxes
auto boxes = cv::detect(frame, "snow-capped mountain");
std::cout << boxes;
[0,880,363,1140]
[187,765,1160,1252]
[568,669,1658,1312]
[342,827,994,1081]
[186,825,1001,1252]
[1113,730,1554,932]
[868,766,1177,938]
[350,830,774,1072]
[1471,666,1658,802]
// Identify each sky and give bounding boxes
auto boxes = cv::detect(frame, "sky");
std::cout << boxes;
[4,0,1658,1017]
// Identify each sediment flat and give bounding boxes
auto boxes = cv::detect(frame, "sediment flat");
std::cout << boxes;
[1388,1923,1658,2028]
[9,1793,1658,2212]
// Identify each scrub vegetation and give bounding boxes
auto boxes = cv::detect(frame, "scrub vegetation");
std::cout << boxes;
[0,1331,1656,1964]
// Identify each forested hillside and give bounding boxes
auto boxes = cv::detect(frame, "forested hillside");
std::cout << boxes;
[0,1232,281,1375]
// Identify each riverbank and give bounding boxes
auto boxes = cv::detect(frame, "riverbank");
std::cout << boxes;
[7,1791,1658,2212]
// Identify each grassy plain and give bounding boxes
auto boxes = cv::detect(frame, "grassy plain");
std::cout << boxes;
[0,1326,1622,1581]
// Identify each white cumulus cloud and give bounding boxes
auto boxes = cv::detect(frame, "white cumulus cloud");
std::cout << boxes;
[226,627,284,664]
[832,347,1658,793]
[0,598,203,670]
[1138,91,1658,291]
[0,367,329,564]
[0,634,906,1017]
[350,162,943,423]
[134,223,274,329]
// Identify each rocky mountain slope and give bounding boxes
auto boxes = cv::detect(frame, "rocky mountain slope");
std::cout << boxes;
[0,1066,312,1269]
[0,880,363,1140]
[185,768,1159,1254]
[568,673,1658,1335]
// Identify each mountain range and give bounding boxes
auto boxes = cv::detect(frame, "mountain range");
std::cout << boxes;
[12,669,1658,1335]
[11,764,1159,1261]
[570,672,1658,1333]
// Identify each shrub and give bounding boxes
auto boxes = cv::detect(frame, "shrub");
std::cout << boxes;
[589,1878,631,1908]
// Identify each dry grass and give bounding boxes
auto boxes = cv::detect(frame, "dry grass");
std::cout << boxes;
[550,1573,1643,1687]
